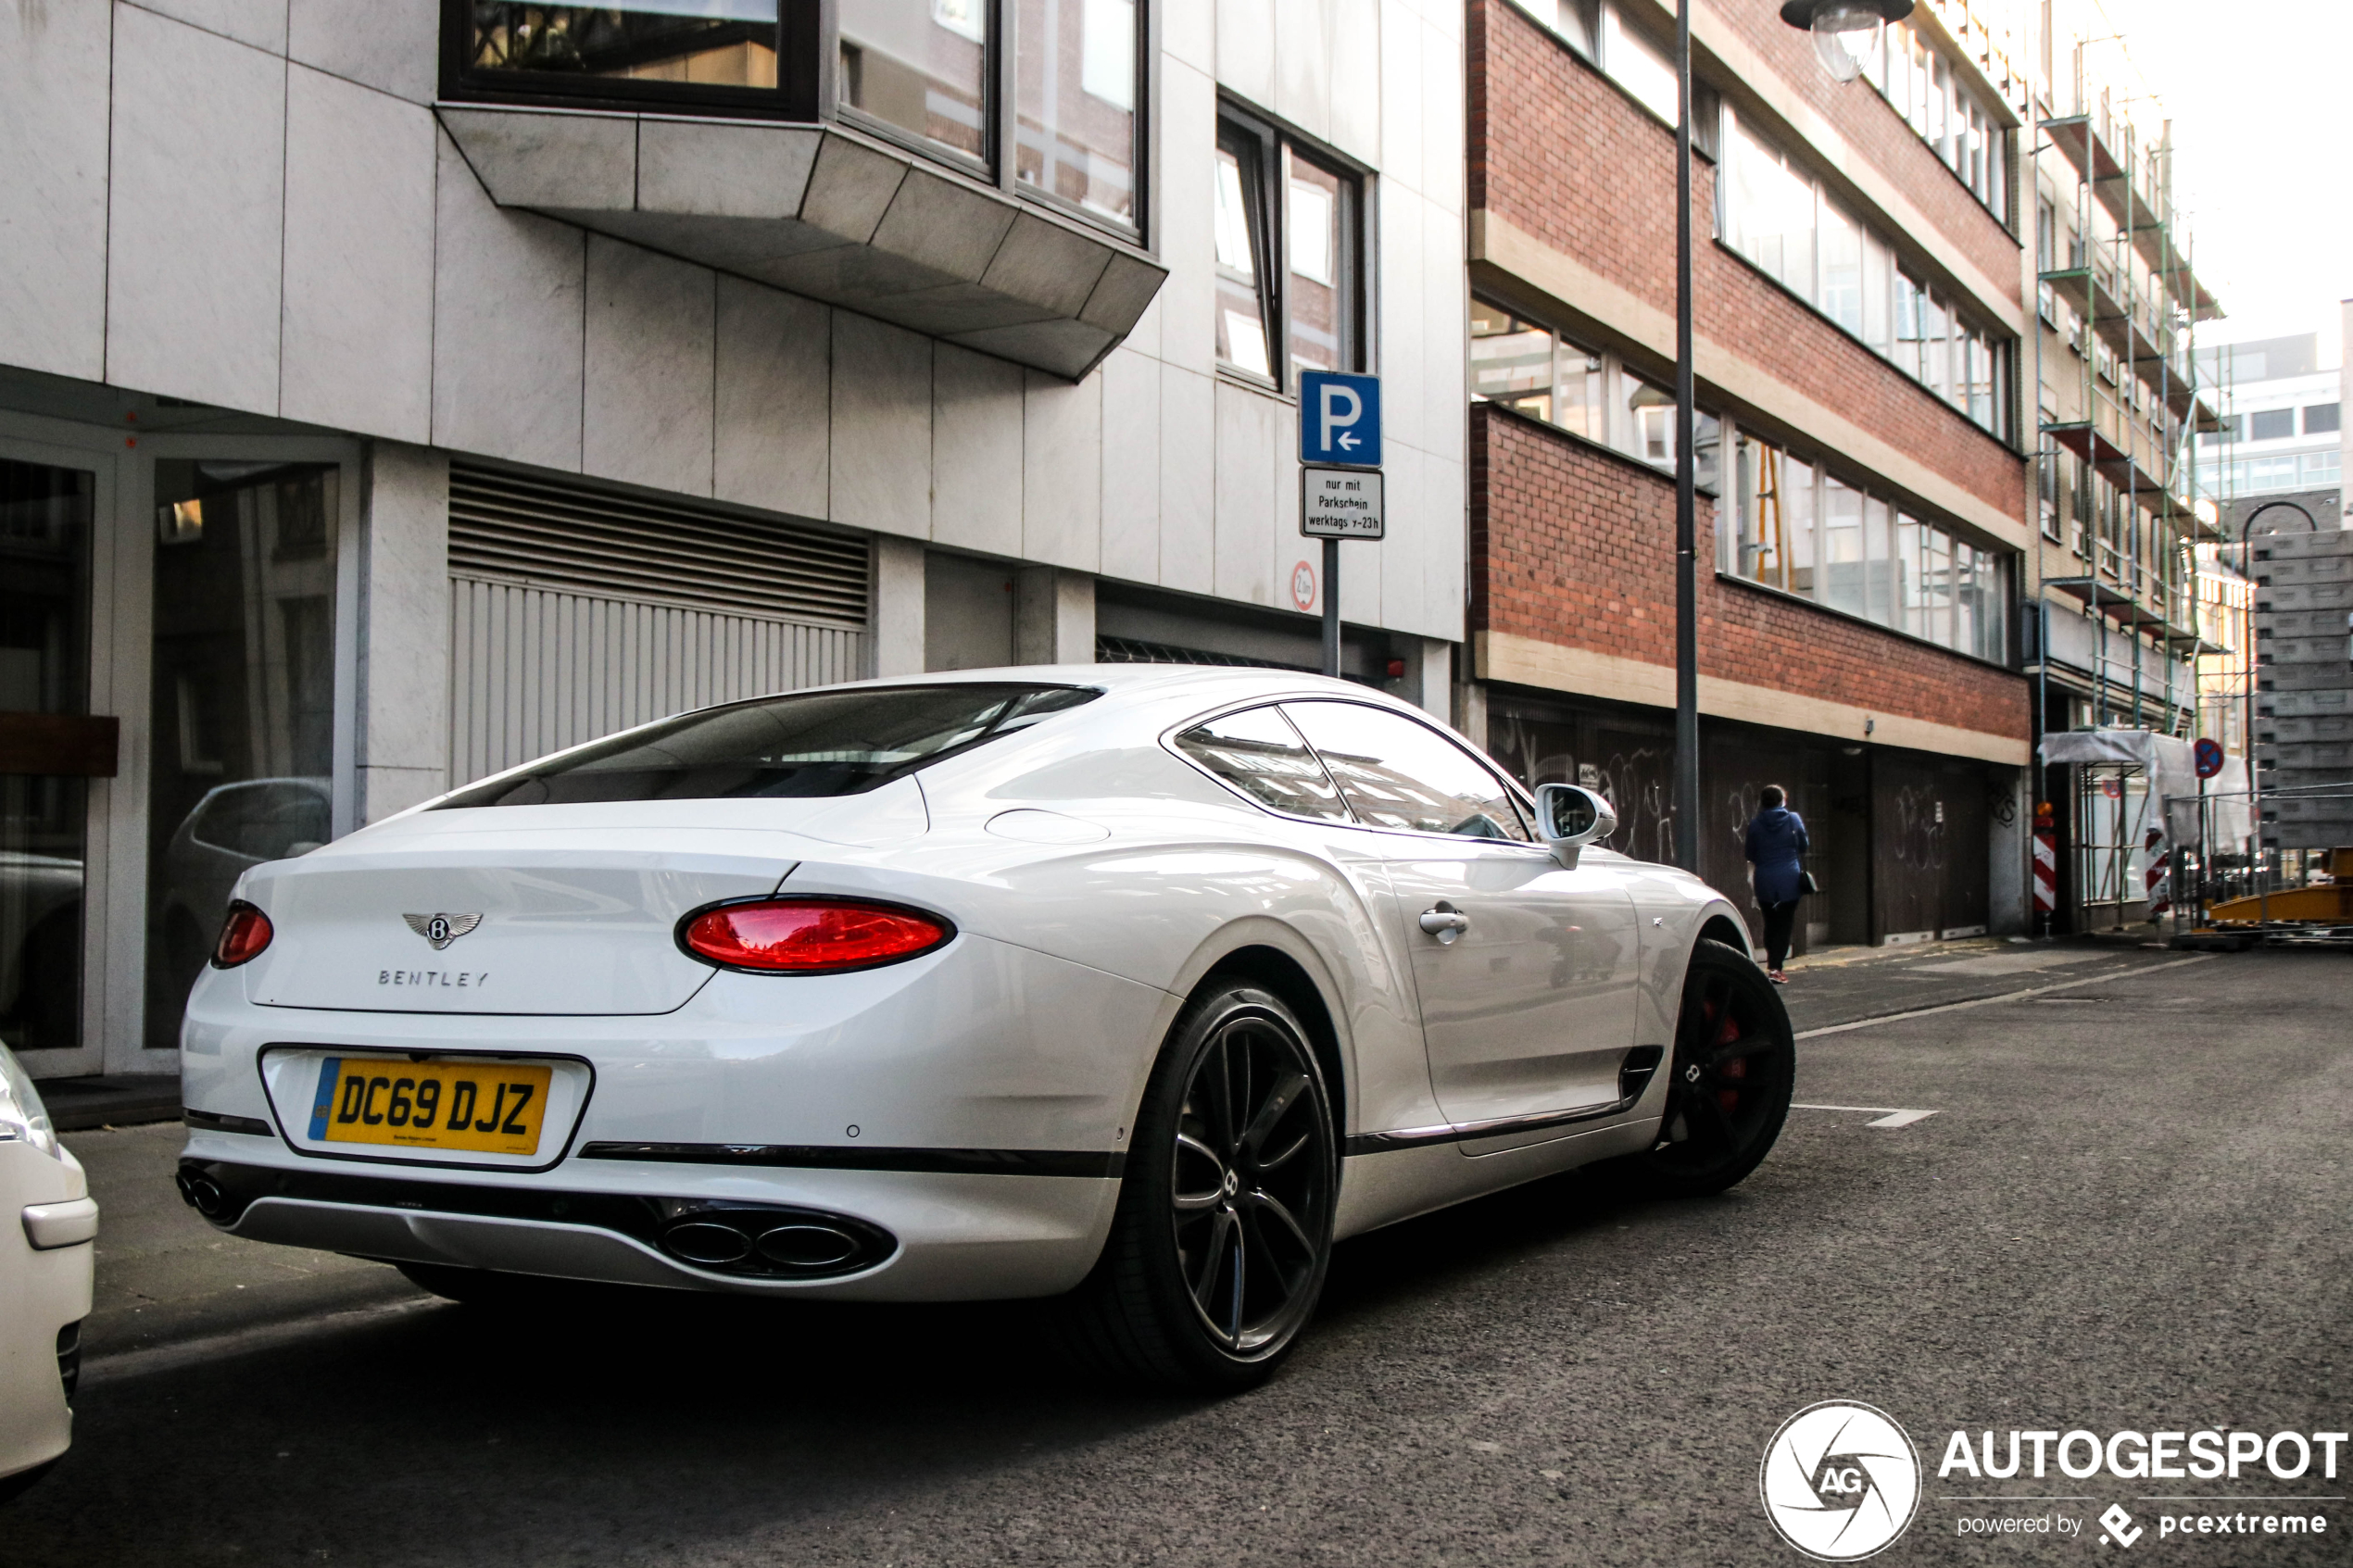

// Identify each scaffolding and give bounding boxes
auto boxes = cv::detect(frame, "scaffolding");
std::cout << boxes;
[2032,43,2223,743]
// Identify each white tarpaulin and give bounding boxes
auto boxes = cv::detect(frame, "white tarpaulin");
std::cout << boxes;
[2038,729,2250,847]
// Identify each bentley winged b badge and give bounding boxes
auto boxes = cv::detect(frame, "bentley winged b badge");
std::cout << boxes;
[403,912,483,951]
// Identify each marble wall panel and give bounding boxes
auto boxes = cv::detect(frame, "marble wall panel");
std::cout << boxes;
[582,238,717,496]
[931,344,1024,558]
[280,66,436,442]
[1274,0,1334,142]
[829,312,932,537]
[1160,364,1216,596]
[0,0,111,381]
[288,0,439,102]
[106,6,287,414]
[429,129,586,470]
[1328,0,1381,165]
[1098,347,1161,584]
[713,279,831,520]
[1213,380,1277,607]
[1153,60,1221,377]
[1215,0,1277,105]
[1023,368,1103,571]
[133,0,285,54]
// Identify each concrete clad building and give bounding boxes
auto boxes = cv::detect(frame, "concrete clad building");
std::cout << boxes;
[0,0,1470,1084]
[1463,0,2043,951]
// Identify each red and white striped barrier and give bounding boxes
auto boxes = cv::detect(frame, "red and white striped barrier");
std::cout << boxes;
[2032,806,2057,915]
[2143,824,2170,918]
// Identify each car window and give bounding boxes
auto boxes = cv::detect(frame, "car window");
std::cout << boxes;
[1279,701,1532,841]
[437,684,1099,808]
[1172,705,1352,822]
[189,781,331,860]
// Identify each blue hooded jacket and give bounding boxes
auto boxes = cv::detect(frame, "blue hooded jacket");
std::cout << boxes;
[1744,806,1810,906]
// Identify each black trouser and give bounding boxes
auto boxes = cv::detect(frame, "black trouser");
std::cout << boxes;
[1761,900,1800,971]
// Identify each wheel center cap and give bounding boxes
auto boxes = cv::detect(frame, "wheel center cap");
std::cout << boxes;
[1684,1063,1702,1083]
[1222,1170,1239,1199]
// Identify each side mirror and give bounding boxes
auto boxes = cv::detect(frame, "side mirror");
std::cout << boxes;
[1533,784,1617,869]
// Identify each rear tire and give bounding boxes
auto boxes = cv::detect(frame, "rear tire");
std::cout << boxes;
[1059,983,1338,1391]
[1631,938,1794,1198]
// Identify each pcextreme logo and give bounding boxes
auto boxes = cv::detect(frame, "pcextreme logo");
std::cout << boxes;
[1760,1401,1923,1561]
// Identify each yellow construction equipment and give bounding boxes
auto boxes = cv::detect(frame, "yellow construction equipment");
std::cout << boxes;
[2204,847,2353,926]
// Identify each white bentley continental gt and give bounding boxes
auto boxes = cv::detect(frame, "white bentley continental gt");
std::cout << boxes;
[176,667,1793,1388]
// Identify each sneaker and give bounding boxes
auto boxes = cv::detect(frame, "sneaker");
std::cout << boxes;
[1768,970,1790,985]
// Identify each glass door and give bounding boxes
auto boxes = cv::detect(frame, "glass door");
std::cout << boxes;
[142,460,341,1051]
[0,456,99,1066]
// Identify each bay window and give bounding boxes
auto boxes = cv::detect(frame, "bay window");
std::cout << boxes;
[1015,0,1139,226]
[838,0,989,163]
[447,0,1146,239]
[451,1,810,112]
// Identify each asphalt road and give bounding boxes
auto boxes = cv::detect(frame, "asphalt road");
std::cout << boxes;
[15,940,2348,1566]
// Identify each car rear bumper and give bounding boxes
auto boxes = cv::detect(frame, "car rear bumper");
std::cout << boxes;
[177,1148,1122,1301]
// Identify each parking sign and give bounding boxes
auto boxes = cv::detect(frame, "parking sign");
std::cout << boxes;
[1297,371,1380,469]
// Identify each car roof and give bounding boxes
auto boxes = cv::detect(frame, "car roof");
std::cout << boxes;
[811,662,1406,709]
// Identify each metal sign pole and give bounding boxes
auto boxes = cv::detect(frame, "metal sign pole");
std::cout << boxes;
[1322,536,1340,678]
[1296,375,1384,684]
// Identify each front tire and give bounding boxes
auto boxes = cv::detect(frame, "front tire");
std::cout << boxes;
[1633,938,1794,1198]
[1061,983,1338,1391]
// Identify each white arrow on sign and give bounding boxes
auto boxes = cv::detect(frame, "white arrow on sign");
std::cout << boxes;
[1336,432,1360,449]
[1319,383,1362,454]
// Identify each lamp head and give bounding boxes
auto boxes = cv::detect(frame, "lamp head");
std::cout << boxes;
[1780,0,1914,83]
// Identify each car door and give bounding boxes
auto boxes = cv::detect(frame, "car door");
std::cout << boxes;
[1278,701,1643,1136]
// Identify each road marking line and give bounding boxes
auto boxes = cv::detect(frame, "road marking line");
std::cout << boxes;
[1793,953,2217,1039]
[1791,1104,1939,1128]
[80,1295,441,1386]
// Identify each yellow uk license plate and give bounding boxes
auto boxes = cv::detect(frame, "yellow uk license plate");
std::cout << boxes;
[308,1057,553,1155]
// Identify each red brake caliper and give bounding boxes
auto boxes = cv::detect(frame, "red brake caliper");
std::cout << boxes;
[1715,1011,1745,1112]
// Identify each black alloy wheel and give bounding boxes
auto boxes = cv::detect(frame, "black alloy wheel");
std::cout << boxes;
[1062,983,1337,1390]
[1637,938,1795,1197]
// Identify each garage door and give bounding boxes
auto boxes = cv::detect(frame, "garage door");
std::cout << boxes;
[448,465,871,785]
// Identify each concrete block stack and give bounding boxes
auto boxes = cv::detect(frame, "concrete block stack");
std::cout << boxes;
[2252,528,2353,848]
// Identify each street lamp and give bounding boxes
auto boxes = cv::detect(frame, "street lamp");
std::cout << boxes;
[1666,0,1912,873]
[1781,0,1910,83]
[2233,498,2317,925]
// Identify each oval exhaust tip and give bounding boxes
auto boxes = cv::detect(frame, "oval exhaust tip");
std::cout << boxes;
[755,1223,861,1270]
[662,1221,753,1265]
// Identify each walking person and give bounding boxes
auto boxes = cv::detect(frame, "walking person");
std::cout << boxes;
[1744,784,1810,985]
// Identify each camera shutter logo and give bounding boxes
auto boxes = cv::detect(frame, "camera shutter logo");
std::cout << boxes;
[403,912,482,951]
[1759,1401,1922,1561]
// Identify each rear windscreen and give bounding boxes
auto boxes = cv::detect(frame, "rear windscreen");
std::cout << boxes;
[435,684,1100,808]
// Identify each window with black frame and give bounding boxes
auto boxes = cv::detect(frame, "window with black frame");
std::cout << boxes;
[449,1,819,115]
[1214,107,1363,388]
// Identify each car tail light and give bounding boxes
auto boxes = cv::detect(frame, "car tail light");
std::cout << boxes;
[212,901,273,967]
[678,898,952,974]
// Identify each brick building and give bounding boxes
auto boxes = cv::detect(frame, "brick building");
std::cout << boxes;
[1460,0,2040,949]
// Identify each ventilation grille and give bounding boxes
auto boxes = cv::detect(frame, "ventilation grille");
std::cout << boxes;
[1095,634,1314,672]
[449,466,868,628]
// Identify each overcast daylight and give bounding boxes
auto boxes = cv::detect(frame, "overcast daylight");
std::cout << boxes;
[1,2,2347,1565]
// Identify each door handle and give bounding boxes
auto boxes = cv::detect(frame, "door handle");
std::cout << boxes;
[1418,903,1470,944]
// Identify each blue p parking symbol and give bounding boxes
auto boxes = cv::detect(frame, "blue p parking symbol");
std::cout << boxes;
[1298,371,1381,468]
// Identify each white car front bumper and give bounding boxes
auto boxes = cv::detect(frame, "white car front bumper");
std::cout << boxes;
[0,1141,92,1483]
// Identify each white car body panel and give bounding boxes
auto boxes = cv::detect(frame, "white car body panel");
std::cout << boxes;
[0,1135,92,1483]
[181,666,1753,1298]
